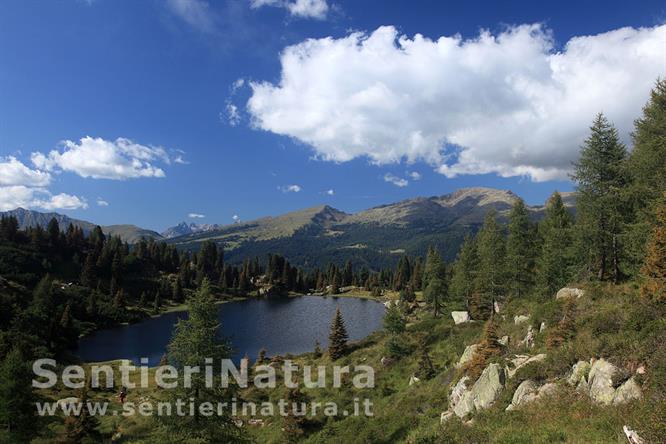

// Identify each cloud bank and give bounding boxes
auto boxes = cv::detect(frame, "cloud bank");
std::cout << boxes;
[247,24,666,181]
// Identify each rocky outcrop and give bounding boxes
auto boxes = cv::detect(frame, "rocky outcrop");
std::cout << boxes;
[572,359,642,405]
[519,325,535,348]
[514,315,530,325]
[506,381,560,411]
[556,287,585,299]
[505,354,547,379]
[456,344,479,368]
[409,375,421,386]
[450,364,505,418]
[452,311,471,325]
[612,377,642,405]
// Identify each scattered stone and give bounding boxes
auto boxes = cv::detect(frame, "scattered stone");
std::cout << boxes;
[636,365,646,375]
[57,397,80,409]
[588,358,622,405]
[568,361,591,386]
[456,344,479,368]
[471,363,505,411]
[519,325,535,348]
[409,375,421,386]
[514,315,530,325]
[556,287,585,299]
[539,322,546,333]
[440,411,454,424]
[506,354,547,379]
[623,425,645,444]
[612,377,642,405]
[576,376,589,393]
[493,301,501,314]
[380,356,394,367]
[452,311,471,325]
[498,335,510,346]
[248,419,265,426]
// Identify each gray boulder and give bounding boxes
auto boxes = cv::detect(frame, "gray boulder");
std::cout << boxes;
[506,354,547,379]
[588,359,622,405]
[472,363,506,411]
[456,344,479,368]
[452,311,471,325]
[519,325,535,348]
[556,287,585,299]
[506,379,539,411]
[612,377,642,405]
[514,315,530,325]
[498,335,510,346]
[567,360,591,386]
[440,410,455,424]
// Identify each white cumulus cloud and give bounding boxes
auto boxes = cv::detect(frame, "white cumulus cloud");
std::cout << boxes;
[188,213,206,218]
[166,0,215,33]
[407,171,422,181]
[0,156,51,187]
[31,136,171,180]
[97,198,109,207]
[278,184,302,193]
[232,214,241,223]
[247,24,666,182]
[0,186,87,211]
[325,189,334,195]
[384,173,408,187]
[250,0,328,20]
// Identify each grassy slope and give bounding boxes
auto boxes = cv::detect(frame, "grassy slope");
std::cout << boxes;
[38,285,665,443]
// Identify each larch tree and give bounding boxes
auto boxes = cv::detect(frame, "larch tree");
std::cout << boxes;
[450,235,479,310]
[423,246,448,317]
[572,113,631,283]
[474,211,507,318]
[506,199,536,298]
[536,192,575,297]
[640,193,666,304]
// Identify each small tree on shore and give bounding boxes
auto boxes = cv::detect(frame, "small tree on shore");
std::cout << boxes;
[328,308,348,360]
[641,193,666,304]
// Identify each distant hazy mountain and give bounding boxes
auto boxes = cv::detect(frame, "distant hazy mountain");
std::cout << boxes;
[0,208,163,244]
[161,222,222,239]
[167,187,576,269]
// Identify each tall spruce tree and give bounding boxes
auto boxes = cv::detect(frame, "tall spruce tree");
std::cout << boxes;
[506,199,535,298]
[572,113,630,283]
[328,308,348,360]
[0,347,37,442]
[474,211,506,317]
[536,192,574,297]
[423,246,447,317]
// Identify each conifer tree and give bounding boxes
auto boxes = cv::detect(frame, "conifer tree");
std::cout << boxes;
[283,387,309,442]
[423,246,447,316]
[640,193,666,304]
[59,383,99,443]
[572,113,630,282]
[0,348,37,441]
[172,278,184,303]
[536,192,574,296]
[627,80,666,274]
[161,279,240,441]
[328,308,348,360]
[383,304,406,334]
[450,235,479,309]
[415,342,435,380]
[506,199,535,298]
[465,317,501,380]
[474,211,506,317]
[313,341,322,358]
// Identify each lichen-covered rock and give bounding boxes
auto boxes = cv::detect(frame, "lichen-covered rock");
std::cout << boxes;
[539,322,546,332]
[612,377,642,405]
[514,315,530,325]
[506,354,547,379]
[440,410,454,424]
[456,344,479,367]
[471,363,505,411]
[452,311,471,325]
[556,287,585,299]
[588,358,621,405]
[409,375,421,386]
[567,360,591,386]
[498,335,510,346]
[506,379,539,411]
[449,376,470,409]
[538,382,559,397]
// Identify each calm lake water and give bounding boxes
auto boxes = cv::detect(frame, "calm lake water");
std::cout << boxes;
[77,296,386,365]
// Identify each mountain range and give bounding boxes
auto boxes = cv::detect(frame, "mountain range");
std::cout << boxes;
[1,188,575,269]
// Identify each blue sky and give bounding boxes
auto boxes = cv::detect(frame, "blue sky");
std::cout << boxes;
[0,0,664,231]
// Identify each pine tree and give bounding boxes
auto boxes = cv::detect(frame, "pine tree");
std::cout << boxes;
[506,199,535,298]
[475,211,506,317]
[328,308,348,360]
[59,383,99,443]
[172,278,184,303]
[572,113,630,283]
[139,291,147,307]
[0,348,37,441]
[641,193,666,304]
[536,192,575,297]
[153,292,161,314]
[257,348,267,364]
[283,387,309,442]
[313,341,322,358]
[80,253,96,287]
[465,317,501,380]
